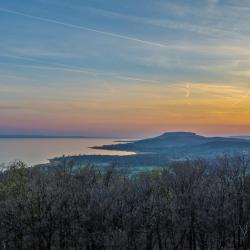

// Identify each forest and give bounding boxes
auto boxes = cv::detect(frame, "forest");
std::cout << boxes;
[1,155,250,249]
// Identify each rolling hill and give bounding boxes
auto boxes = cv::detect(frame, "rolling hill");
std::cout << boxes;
[50,132,250,169]
[92,132,250,153]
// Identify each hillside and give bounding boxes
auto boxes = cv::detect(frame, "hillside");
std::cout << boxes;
[92,132,250,153]
[49,132,250,169]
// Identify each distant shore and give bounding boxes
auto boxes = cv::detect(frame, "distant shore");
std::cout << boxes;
[0,135,118,139]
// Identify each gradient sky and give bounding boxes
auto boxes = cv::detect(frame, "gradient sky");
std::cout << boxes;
[0,0,250,137]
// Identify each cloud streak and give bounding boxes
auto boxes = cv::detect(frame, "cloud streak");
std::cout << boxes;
[186,83,191,98]
[0,7,169,49]
[0,105,22,110]
[89,5,250,43]
[1,54,161,84]
[232,91,250,107]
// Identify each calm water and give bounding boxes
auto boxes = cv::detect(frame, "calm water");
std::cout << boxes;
[0,138,133,166]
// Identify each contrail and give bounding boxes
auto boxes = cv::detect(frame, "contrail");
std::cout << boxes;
[1,54,161,84]
[0,7,169,48]
[2,54,98,76]
[186,83,191,98]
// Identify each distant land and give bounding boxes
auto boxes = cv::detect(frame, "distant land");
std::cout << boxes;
[230,136,250,140]
[0,135,117,139]
[47,132,250,172]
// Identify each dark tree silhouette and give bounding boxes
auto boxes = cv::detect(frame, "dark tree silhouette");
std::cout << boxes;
[1,155,250,249]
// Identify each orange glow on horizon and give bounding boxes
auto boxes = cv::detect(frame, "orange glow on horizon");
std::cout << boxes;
[1,82,250,137]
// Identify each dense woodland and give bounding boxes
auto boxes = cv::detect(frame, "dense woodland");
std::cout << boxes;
[1,155,250,249]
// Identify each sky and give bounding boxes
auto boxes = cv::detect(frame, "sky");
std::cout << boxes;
[0,0,250,137]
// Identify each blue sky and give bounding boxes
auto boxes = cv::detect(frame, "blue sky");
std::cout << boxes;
[0,0,250,137]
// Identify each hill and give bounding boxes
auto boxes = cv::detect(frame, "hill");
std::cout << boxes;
[92,132,250,153]
[49,132,250,169]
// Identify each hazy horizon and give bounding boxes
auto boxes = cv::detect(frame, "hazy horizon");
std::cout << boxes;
[0,130,250,139]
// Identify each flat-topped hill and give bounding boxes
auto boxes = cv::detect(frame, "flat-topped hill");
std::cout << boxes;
[92,132,250,153]
[51,132,250,169]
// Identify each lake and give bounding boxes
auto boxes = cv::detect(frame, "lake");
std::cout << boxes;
[0,138,134,166]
